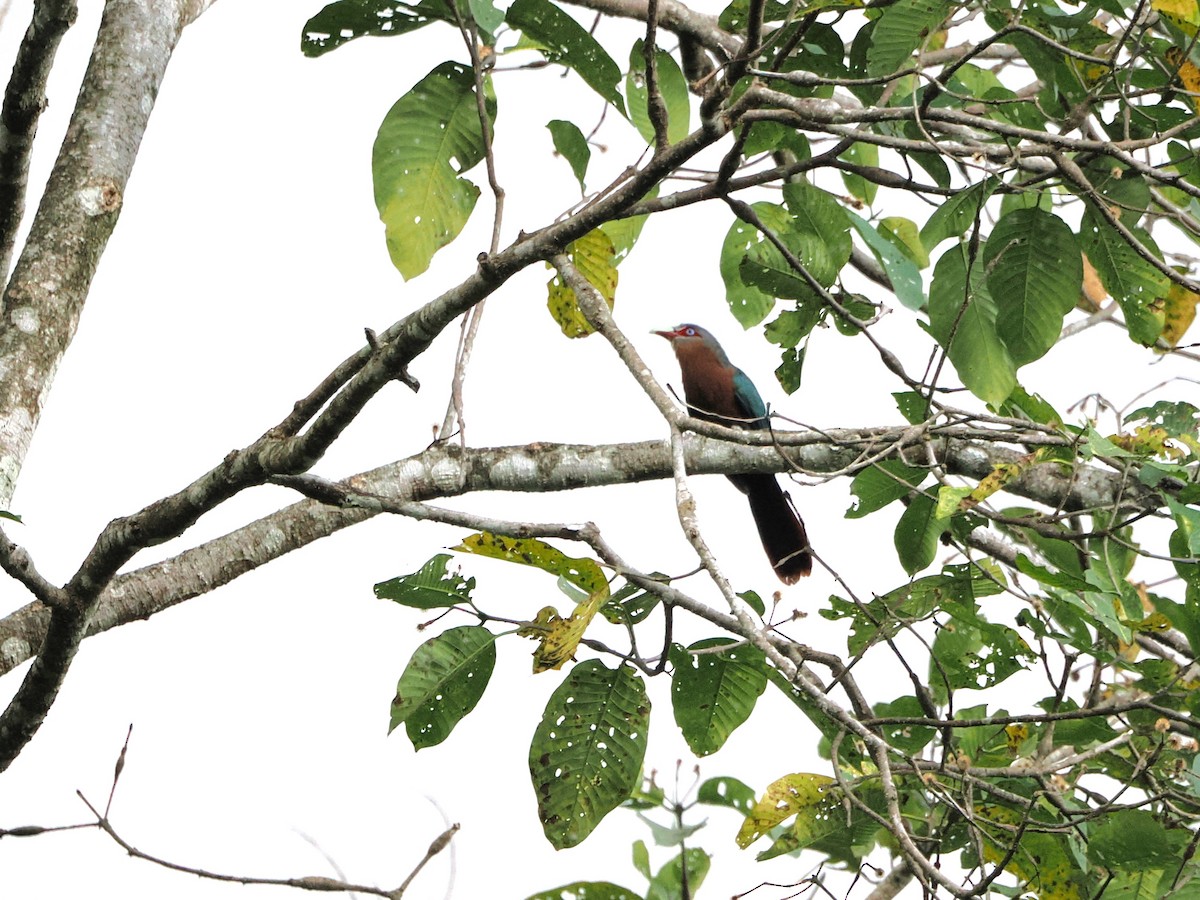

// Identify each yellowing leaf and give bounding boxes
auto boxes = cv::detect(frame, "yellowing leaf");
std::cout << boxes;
[1155,0,1200,36]
[976,804,1083,899]
[1107,424,1181,458]
[1004,723,1029,753]
[546,228,618,338]
[735,773,834,848]
[969,456,1032,507]
[1080,253,1108,310]
[1166,46,1200,110]
[531,588,607,672]
[455,533,610,672]
[1160,281,1198,348]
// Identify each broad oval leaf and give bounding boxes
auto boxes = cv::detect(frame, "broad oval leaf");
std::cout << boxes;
[669,639,767,756]
[547,119,590,191]
[389,625,497,749]
[374,553,475,609]
[894,492,942,575]
[301,0,452,57]
[457,532,607,594]
[373,62,496,280]
[546,228,619,338]
[696,776,756,813]
[920,176,999,249]
[781,182,853,286]
[735,772,835,848]
[866,0,949,77]
[1080,205,1169,345]
[626,41,691,145]
[846,459,928,519]
[847,211,924,310]
[928,241,1017,406]
[506,0,625,113]
[721,204,788,326]
[647,848,710,900]
[529,660,650,848]
[982,208,1082,366]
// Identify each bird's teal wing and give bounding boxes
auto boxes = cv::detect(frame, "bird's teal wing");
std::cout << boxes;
[731,368,769,427]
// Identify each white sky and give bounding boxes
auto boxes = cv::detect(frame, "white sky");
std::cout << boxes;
[0,1,1193,898]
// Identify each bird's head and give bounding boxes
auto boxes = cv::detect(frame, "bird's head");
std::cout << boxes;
[652,323,711,344]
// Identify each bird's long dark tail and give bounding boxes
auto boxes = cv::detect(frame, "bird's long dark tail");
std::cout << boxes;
[737,474,812,583]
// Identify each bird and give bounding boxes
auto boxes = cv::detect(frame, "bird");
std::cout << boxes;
[653,324,812,583]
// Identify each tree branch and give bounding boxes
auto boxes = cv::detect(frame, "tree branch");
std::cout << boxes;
[0,0,78,280]
[0,426,1169,678]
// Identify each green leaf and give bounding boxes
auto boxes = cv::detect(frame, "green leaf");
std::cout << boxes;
[721,204,788,326]
[626,41,691,144]
[669,640,767,756]
[866,0,948,77]
[373,62,495,280]
[526,883,643,900]
[840,142,879,205]
[600,579,662,625]
[374,553,475,609]
[920,176,998,249]
[737,589,766,617]
[529,660,650,849]
[467,0,504,33]
[878,216,929,268]
[874,696,936,754]
[928,241,1017,406]
[506,0,625,113]
[847,211,924,310]
[982,208,1082,366]
[647,848,710,900]
[301,0,452,57]
[894,493,942,575]
[547,119,590,191]
[632,840,651,878]
[846,460,927,519]
[696,776,756,813]
[1089,809,1190,871]
[389,625,496,748]
[1079,206,1169,345]
[781,182,853,285]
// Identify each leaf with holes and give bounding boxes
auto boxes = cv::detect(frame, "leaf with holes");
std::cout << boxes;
[372,62,496,280]
[546,228,619,338]
[301,0,453,57]
[669,640,767,756]
[736,773,836,848]
[506,0,625,113]
[389,626,496,749]
[374,553,475,609]
[1080,206,1169,346]
[627,40,690,145]
[529,660,649,848]
[721,203,789,326]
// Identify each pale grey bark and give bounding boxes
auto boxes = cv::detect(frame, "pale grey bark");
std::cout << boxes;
[0,427,1159,677]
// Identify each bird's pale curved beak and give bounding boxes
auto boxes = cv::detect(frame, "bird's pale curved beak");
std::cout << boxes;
[652,328,675,340]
